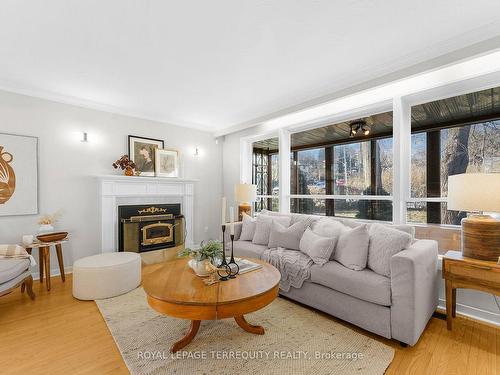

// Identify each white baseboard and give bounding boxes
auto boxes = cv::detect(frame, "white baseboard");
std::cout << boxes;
[438,298,500,326]
[32,266,73,281]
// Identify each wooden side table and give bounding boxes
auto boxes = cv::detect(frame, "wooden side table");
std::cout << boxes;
[442,250,500,330]
[25,240,68,291]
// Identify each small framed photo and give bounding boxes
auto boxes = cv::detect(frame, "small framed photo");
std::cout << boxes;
[128,135,164,177]
[155,148,180,178]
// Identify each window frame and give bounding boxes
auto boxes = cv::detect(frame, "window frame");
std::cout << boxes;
[238,69,500,228]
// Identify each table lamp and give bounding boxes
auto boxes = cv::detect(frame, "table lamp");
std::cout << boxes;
[234,183,257,221]
[447,173,500,260]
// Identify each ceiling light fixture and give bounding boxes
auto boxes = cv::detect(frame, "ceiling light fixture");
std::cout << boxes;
[349,120,370,138]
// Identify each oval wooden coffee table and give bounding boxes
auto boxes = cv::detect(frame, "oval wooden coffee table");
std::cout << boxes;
[143,257,280,352]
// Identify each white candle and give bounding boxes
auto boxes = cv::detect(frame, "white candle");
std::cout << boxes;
[229,206,235,235]
[221,197,226,224]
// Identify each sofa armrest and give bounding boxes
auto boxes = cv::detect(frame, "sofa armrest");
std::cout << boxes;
[390,239,439,346]
[223,222,243,252]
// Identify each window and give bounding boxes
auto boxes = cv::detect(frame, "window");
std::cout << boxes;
[410,87,500,225]
[296,148,326,195]
[290,111,394,221]
[246,86,500,228]
[252,137,279,212]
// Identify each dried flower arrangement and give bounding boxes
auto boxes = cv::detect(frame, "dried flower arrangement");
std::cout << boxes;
[112,155,137,176]
[38,211,61,225]
[112,155,136,170]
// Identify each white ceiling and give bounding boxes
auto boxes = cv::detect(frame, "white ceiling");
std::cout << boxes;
[1,1,500,133]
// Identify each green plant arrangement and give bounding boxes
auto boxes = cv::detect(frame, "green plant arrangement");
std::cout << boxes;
[178,240,223,262]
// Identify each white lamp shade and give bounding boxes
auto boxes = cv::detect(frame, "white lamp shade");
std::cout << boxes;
[234,183,257,203]
[447,173,500,212]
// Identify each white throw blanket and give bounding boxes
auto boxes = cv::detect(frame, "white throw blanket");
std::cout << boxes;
[0,244,37,266]
[262,247,313,292]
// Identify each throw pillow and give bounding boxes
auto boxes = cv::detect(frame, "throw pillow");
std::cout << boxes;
[312,218,346,238]
[333,224,370,270]
[299,228,336,265]
[367,223,412,277]
[239,213,256,241]
[252,214,291,245]
[268,220,309,250]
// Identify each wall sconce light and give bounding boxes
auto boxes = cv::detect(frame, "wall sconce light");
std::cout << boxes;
[194,147,200,156]
[81,132,89,142]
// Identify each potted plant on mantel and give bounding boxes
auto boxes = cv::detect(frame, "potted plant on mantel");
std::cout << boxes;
[178,240,223,277]
[112,155,137,176]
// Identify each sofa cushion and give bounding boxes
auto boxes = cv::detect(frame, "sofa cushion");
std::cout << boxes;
[299,228,336,265]
[239,213,256,241]
[329,219,415,240]
[310,261,391,306]
[268,220,308,250]
[0,270,32,294]
[260,209,317,226]
[232,240,268,260]
[252,215,291,245]
[333,224,370,270]
[367,223,412,277]
[0,258,31,284]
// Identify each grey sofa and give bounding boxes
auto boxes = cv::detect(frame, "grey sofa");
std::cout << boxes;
[225,213,438,346]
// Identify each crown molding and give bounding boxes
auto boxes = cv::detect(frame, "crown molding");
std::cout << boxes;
[0,80,214,134]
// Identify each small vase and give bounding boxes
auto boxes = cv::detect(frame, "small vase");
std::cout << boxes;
[188,259,212,277]
[39,224,54,233]
[124,166,134,176]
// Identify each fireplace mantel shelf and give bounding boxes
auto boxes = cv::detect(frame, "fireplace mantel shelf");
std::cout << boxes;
[98,175,195,252]
[97,175,199,183]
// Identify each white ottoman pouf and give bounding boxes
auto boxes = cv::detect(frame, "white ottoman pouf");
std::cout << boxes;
[72,252,141,300]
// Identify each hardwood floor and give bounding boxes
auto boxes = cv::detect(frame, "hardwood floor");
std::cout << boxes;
[0,264,498,375]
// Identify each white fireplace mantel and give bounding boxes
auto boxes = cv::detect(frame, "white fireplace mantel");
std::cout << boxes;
[97,175,197,252]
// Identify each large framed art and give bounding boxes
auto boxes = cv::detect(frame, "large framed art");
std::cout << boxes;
[0,133,38,216]
[128,135,164,177]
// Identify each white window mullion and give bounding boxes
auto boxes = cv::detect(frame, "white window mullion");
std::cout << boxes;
[278,128,291,213]
[239,138,253,184]
[392,96,411,224]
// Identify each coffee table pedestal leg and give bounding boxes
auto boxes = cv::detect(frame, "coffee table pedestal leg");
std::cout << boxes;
[234,315,265,335]
[170,320,201,353]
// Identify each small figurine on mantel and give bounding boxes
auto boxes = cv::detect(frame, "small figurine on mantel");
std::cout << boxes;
[112,155,139,176]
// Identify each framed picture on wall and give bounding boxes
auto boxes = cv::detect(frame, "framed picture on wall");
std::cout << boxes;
[0,133,38,216]
[128,135,164,177]
[155,148,180,178]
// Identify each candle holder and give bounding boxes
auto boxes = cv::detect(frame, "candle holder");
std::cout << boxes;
[227,234,239,278]
[217,224,230,281]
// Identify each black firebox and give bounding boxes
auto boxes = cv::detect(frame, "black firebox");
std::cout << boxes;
[118,204,184,253]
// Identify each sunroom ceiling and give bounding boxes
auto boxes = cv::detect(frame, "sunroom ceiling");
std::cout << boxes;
[253,85,500,152]
[411,86,500,130]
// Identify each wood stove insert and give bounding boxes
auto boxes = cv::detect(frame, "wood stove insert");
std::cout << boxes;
[118,204,184,252]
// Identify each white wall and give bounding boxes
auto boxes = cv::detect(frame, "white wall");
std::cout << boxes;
[221,127,262,206]
[0,90,222,276]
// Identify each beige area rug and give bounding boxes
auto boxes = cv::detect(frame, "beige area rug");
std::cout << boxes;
[96,288,394,375]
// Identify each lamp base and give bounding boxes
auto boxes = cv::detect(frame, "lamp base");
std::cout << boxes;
[462,214,500,261]
[238,203,252,221]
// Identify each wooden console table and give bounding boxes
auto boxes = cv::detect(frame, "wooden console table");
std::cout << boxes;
[25,240,68,291]
[442,250,500,330]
